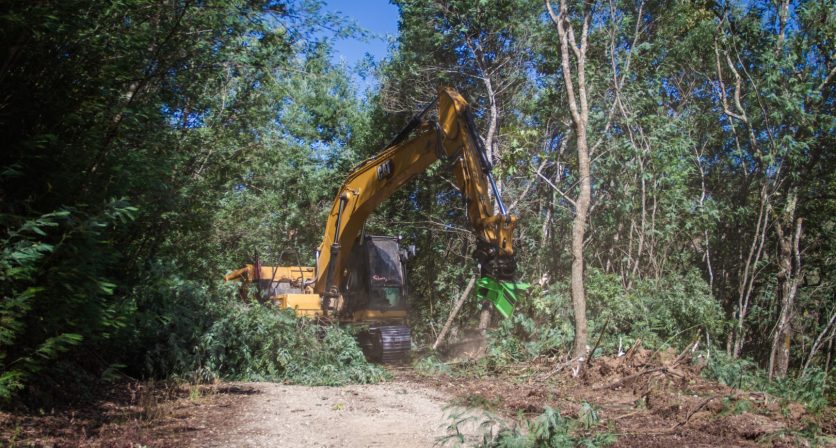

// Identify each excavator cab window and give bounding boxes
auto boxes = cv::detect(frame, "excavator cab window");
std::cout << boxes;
[368,286,403,309]
[365,237,403,287]
[363,236,407,310]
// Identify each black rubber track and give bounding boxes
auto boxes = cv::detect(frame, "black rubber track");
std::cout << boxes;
[359,325,411,363]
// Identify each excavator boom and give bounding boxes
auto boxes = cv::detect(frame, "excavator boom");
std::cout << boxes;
[315,87,519,301]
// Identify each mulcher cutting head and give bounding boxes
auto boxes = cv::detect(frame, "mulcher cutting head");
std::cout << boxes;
[476,277,530,319]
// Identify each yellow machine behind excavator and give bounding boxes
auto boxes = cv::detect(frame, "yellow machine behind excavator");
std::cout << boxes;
[225,87,527,362]
[223,265,320,317]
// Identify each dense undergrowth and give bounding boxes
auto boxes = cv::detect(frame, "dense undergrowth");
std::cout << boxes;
[422,272,832,415]
[2,249,386,406]
[441,406,615,448]
[129,264,386,388]
[483,269,724,365]
[703,352,832,414]
[198,301,387,386]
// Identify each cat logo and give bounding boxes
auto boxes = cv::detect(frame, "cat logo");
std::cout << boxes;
[376,160,394,180]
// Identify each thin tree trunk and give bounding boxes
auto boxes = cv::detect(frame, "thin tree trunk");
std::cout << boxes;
[434,276,477,350]
[803,310,836,376]
[733,184,770,358]
[769,191,802,379]
[476,55,501,333]
[571,128,592,360]
[478,306,493,333]
[546,0,592,361]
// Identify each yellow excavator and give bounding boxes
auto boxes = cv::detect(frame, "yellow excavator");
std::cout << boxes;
[225,87,526,362]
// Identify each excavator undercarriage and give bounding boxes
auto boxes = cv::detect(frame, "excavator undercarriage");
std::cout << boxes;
[358,325,412,363]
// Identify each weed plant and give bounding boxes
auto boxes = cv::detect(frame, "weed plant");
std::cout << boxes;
[703,351,831,413]
[439,406,616,447]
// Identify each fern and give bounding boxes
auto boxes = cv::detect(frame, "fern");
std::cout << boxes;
[440,406,616,448]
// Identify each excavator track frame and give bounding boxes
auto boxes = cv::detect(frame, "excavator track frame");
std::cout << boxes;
[357,325,412,363]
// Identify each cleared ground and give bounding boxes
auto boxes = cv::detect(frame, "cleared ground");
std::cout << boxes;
[189,381,465,448]
[1,354,833,447]
[0,378,482,447]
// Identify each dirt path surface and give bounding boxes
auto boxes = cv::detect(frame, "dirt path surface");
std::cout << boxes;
[0,378,476,447]
[189,381,460,448]
[1,357,832,447]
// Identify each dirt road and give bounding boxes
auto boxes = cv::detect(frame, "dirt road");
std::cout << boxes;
[188,381,472,448]
[3,356,830,447]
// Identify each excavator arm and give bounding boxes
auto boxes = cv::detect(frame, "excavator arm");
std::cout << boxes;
[314,87,525,314]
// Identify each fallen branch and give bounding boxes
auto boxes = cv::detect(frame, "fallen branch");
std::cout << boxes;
[671,395,720,429]
[593,367,667,391]
[613,409,645,420]
[672,332,702,367]
[537,357,581,381]
[586,316,610,367]
[432,275,476,351]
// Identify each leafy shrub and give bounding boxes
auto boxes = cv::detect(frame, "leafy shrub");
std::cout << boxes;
[440,407,616,447]
[487,311,573,366]
[125,260,220,380]
[0,201,137,403]
[586,268,725,348]
[480,286,574,367]
[198,300,387,386]
[480,269,724,367]
[703,351,830,413]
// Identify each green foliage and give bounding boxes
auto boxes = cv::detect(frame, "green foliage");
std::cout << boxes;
[586,268,726,348]
[0,0,378,404]
[440,407,616,448]
[487,309,573,366]
[126,261,220,379]
[703,352,830,413]
[413,354,454,376]
[199,301,387,386]
[121,259,387,386]
[0,200,136,401]
[481,270,724,366]
[1,0,833,409]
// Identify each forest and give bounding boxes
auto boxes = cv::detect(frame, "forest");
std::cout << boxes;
[0,0,834,445]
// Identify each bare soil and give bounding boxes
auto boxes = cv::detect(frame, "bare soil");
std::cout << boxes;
[0,379,480,447]
[188,381,468,447]
[402,348,835,447]
[1,351,833,447]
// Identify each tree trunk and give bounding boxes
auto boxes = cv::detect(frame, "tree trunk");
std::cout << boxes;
[478,306,493,334]
[474,56,502,333]
[546,0,592,361]
[769,191,802,379]
[803,310,836,376]
[434,276,476,350]
[571,126,591,359]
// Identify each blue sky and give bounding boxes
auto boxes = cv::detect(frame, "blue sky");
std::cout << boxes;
[323,0,399,68]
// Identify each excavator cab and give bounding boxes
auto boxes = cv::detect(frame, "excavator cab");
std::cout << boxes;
[344,235,409,314]
[344,235,412,363]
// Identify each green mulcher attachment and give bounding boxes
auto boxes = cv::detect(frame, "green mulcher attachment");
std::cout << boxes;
[476,277,530,318]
